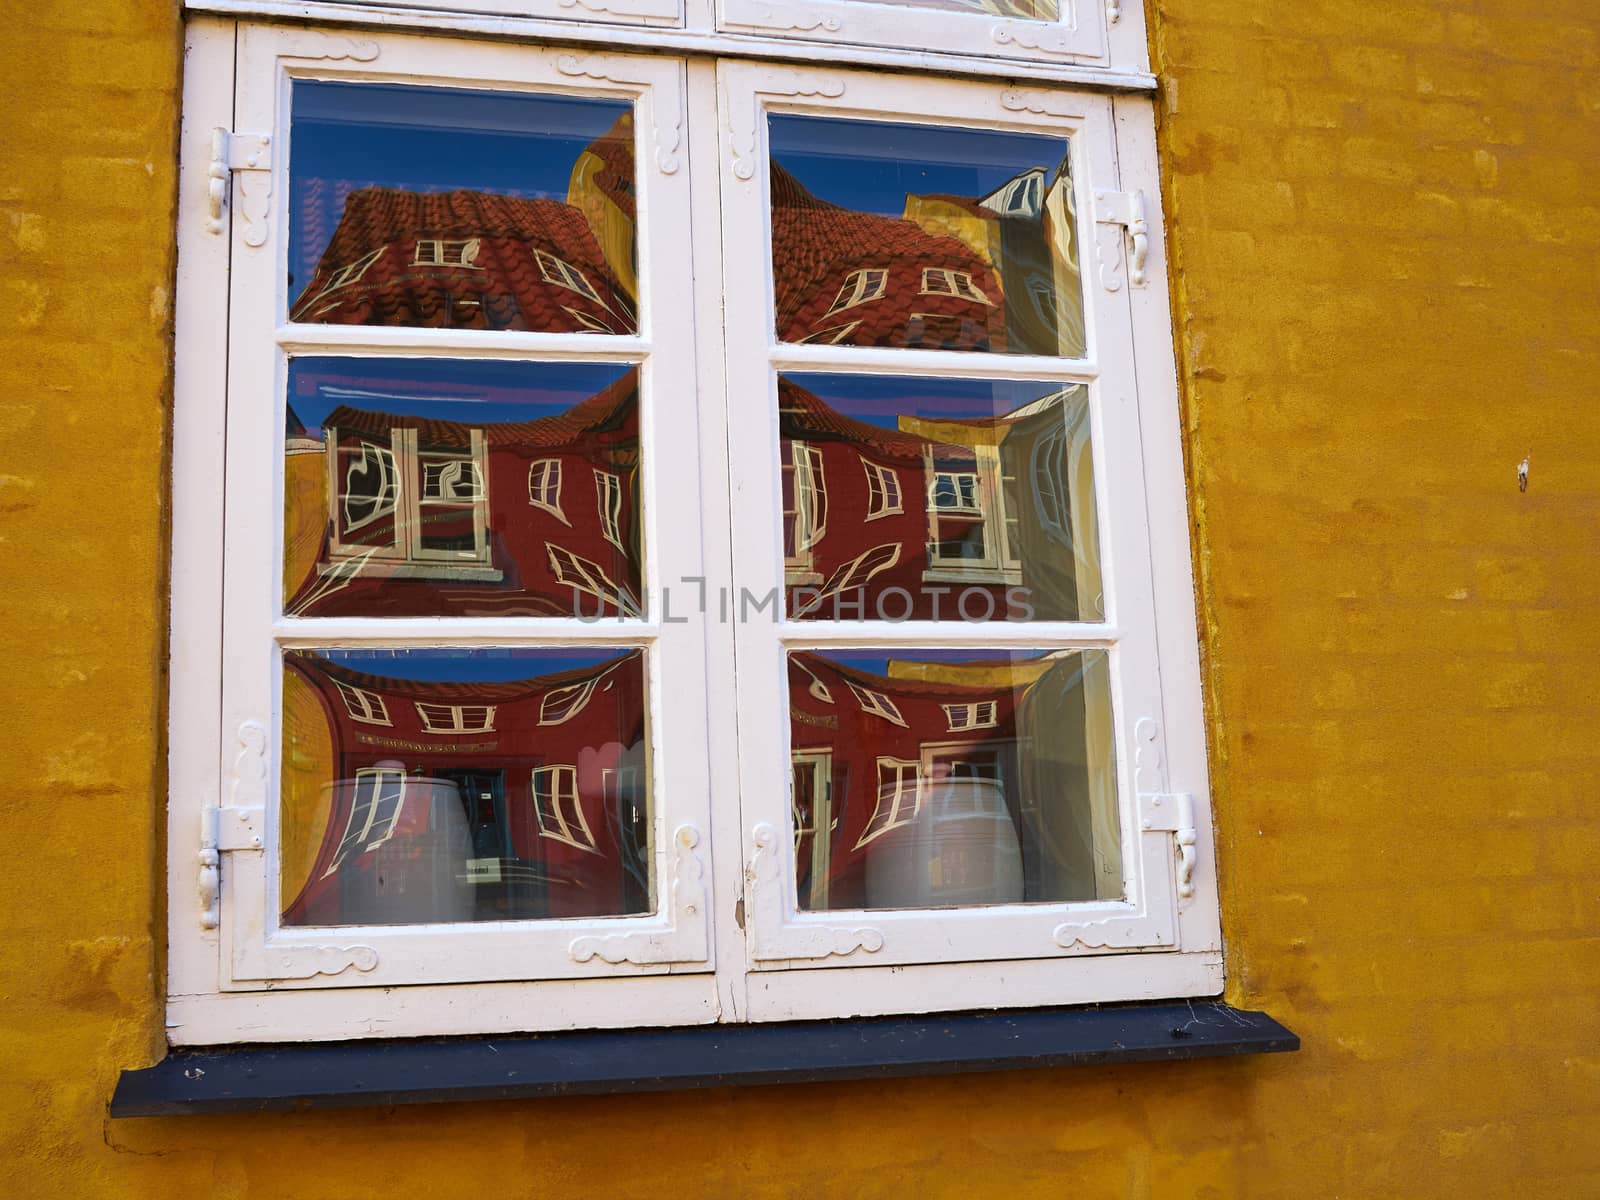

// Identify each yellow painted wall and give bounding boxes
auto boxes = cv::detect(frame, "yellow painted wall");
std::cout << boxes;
[3,1,1597,1195]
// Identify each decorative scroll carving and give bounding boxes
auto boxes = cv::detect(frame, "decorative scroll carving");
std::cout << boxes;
[1133,716,1166,794]
[569,824,710,965]
[1053,912,1172,950]
[992,24,1081,57]
[557,0,678,15]
[556,55,683,174]
[262,945,381,979]
[728,7,843,32]
[235,158,271,249]
[727,72,846,182]
[747,823,883,961]
[277,33,381,62]
[231,720,268,810]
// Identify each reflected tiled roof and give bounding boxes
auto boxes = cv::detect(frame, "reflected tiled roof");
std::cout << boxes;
[290,187,634,333]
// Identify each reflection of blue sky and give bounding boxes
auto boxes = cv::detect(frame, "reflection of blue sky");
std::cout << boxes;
[306,647,633,683]
[786,372,1076,429]
[769,115,1068,219]
[288,357,632,434]
[290,81,631,287]
[820,649,1054,680]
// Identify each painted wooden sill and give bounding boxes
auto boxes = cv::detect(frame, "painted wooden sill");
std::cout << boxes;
[110,1003,1297,1116]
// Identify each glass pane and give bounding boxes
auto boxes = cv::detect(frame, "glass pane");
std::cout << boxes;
[281,648,651,926]
[844,0,1059,15]
[284,358,644,619]
[779,374,1102,622]
[787,648,1121,910]
[289,81,638,334]
[768,115,1083,356]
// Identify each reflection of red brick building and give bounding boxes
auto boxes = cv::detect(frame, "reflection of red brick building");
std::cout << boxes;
[286,369,643,619]
[289,188,637,332]
[787,651,1117,911]
[779,378,1093,622]
[771,164,1009,351]
[283,652,648,927]
[290,114,639,332]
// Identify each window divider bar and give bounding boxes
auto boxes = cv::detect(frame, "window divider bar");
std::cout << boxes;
[769,342,1099,383]
[276,325,653,362]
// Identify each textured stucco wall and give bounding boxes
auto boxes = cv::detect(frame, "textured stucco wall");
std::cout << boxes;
[2,0,1597,1195]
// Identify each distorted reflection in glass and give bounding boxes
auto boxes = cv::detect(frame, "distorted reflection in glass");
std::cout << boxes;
[787,649,1120,911]
[843,0,1059,15]
[284,358,643,619]
[779,374,1102,622]
[768,115,1083,356]
[289,81,638,334]
[280,648,651,927]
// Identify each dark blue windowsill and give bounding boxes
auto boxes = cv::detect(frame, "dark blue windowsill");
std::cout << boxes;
[110,1002,1298,1116]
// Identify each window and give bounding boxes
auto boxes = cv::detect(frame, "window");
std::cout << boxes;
[170,16,1213,1045]
[825,268,889,316]
[413,238,483,268]
[333,681,391,726]
[920,268,994,305]
[536,249,602,302]
[528,458,567,522]
[595,469,626,550]
[414,703,497,734]
[943,700,998,731]
[856,758,923,848]
[532,765,598,853]
[324,766,408,876]
[862,459,902,520]
[845,679,908,728]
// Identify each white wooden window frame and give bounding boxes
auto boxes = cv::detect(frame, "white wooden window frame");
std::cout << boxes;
[169,20,1214,1043]
[719,61,1219,1022]
[170,25,720,1043]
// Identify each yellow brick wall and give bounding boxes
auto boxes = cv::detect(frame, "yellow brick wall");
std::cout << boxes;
[2,0,1596,1195]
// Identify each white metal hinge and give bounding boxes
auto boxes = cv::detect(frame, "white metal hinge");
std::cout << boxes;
[1139,791,1198,901]
[198,804,265,930]
[1094,188,1150,287]
[206,129,272,236]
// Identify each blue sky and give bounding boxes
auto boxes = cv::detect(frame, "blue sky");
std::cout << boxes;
[785,372,1074,429]
[288,357,632,432]
[290,80,630,287]
[768,114,1069,219]
[300,647,635,683]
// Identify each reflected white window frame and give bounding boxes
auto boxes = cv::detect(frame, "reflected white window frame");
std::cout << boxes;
[547,543,643,617]
[532,764,599,853]
[854,757,924,849]
[334,681,392,727]
[942,700,998,731]
[527,458,568,524]
[861,458,903,520]
[414,702,497,734]
[413,238,484,268]
[324,766,408,876]
[844,679,908,728]
[595,469,626,550]
[824,267,889,316]
[919,267,994,306]
[535,248,602,302]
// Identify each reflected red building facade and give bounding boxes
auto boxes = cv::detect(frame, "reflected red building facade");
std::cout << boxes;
[282,651,649,927]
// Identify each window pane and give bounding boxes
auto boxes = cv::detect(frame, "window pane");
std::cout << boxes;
[285,358,644,619]
[768,115,1082,356]
[281,648,652,927]
[289,81,638,335]
[844,0,1059,14]
[787,648,1120,911]
[778,374,1103,622]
